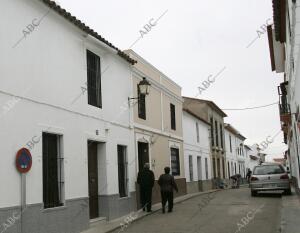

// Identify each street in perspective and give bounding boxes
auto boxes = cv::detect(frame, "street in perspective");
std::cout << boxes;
[1,0,300,233]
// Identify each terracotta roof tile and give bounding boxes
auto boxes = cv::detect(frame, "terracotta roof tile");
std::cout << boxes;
[40,0,136,64]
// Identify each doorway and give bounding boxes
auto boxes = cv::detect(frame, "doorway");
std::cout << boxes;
[138,142,149,172]
[88,141,99,219]
[197,156,202,180]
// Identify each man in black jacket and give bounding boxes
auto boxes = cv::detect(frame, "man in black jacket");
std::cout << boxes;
[137,163,155,212]
[158,167,178,213]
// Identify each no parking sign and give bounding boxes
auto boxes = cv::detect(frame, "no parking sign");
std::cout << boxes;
[16,148,32,173]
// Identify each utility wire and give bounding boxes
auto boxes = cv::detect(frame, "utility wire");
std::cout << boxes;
[222,102,278,111]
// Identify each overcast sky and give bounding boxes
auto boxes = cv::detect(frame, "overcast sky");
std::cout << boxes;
[57,0,287,160]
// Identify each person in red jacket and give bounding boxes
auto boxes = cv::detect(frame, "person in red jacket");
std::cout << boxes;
[158,167,178,213]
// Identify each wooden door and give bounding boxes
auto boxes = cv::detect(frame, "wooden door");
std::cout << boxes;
[88,141,99,219]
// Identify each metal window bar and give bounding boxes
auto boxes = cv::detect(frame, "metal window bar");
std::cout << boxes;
[87,50,102,108]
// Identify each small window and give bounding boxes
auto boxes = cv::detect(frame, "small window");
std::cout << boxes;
[43,133,64,209]
[87,50,102,108]
[171,148,180,176]
[189,155,193,181]
[138,84,146,120]
[117,145,128,197]
[170,104,176,130]
[196,122,199,143]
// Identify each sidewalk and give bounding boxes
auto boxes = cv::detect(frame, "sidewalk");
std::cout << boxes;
[81,189,219,233]
[280,188,300,233]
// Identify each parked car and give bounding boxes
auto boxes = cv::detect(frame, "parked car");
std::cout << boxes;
[250,163,291,196]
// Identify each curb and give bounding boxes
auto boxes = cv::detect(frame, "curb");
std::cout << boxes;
[104,189,220,233]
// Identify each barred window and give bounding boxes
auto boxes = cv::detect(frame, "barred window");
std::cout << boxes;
[171,148,180,176]
[210,117,214,146]
[87,50,102,108]
[189,155,193,181]
[170,104,176,130]
[43,133,64,209]
[118,145,128,198]
[196,122,199,143]
[138,85,146,119]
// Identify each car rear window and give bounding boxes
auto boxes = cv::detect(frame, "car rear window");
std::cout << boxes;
[253,165,285,175]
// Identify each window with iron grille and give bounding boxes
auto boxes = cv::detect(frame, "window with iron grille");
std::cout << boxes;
[138,85,146,119]
[87,50,102,108]
[196,122,199,143]
[229,135,232,152]
[220,123,223,149]
[171,148,180,176]
[210,117,214,146]
[189,155,193,181]
[228,161,230,178]
[117,145,128,197]
[215,121,219,147]
[43,133,64,209]
[222,158,225,178]
[170,104,176,130]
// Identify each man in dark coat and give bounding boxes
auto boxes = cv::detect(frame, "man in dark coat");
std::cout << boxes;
[158,167,178,213]
[137,163,155,212]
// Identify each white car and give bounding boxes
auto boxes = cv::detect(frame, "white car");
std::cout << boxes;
[250,163,291,196]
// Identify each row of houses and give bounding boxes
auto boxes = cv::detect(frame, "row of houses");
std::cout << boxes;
[266,0,300,193]
[0,1,261,233]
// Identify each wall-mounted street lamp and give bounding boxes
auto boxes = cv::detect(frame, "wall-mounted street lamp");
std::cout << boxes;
[128,77,151,104]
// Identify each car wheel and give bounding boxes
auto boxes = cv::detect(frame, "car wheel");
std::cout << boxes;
[251,190,257,197]
[284,188,292,195]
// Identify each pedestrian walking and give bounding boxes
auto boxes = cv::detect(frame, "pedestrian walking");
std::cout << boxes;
[230,174,241,189]
[158,167,178,213]
[137,163,155,212]
[246,169,252,184]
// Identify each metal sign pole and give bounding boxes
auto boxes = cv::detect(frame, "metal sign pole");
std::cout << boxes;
[21,173,26,233]
[16,147,32,233]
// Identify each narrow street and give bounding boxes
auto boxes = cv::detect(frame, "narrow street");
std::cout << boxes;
[112,188,282,233]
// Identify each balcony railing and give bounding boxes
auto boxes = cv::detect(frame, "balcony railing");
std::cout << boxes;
[279,103,290,115]
[278,82,291,124]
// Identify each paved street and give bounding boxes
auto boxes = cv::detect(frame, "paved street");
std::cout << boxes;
[113,188,282,233]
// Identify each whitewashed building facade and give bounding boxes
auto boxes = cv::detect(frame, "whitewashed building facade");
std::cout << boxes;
[224,124,246,178]
[267,0,300,191]
[0,1,137,232]
[182,109,212,193]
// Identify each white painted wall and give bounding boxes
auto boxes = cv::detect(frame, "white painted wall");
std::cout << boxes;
[183,111,212,182]
[225,128,237,177]
[0,0,135,208]
[247,146,260,171]
[284,0,300,189]
[224,128,247,177]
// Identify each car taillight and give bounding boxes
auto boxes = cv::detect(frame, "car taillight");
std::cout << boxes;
[280,174,289,179]
[251,176,258,181]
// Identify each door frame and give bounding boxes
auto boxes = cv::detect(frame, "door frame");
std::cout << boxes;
[87,140,99,219]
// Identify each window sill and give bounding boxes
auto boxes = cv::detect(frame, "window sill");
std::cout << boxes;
[119,196,130,200]
[42,205,66,213]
